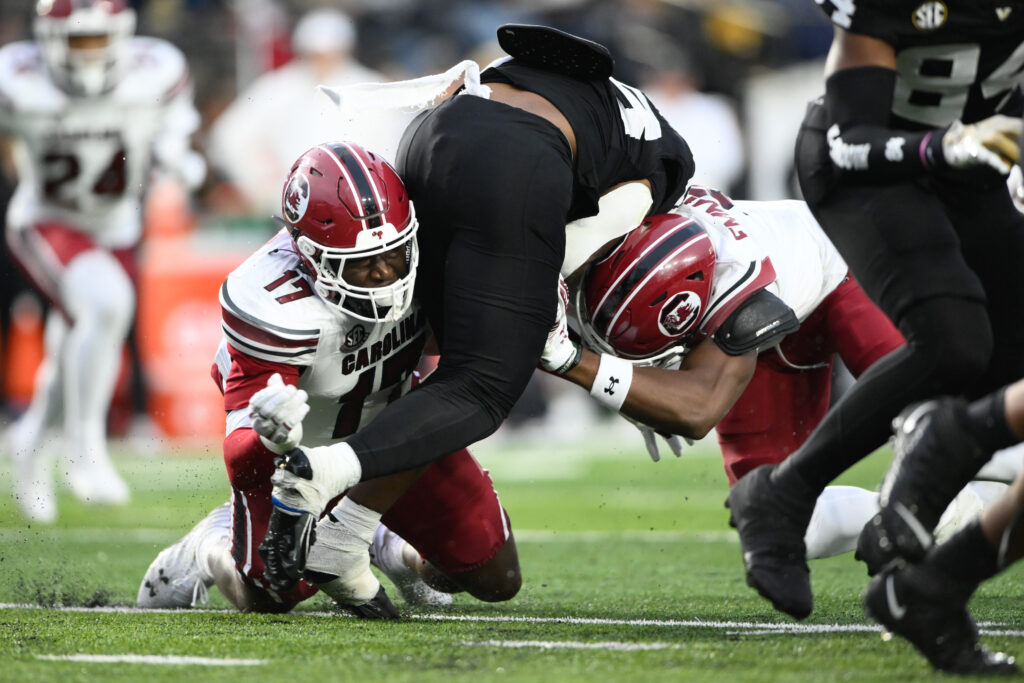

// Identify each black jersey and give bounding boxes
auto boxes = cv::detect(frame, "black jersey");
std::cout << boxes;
[815,0,1024,129]
[481,58,694,220]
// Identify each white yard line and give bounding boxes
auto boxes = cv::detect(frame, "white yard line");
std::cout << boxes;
[2,603,1020,638]
[0,527,735,544]
[35,654,265,666]
[461,640,680,651]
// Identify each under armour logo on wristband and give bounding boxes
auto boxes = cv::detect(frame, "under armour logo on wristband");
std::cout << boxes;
[604,377,620,395]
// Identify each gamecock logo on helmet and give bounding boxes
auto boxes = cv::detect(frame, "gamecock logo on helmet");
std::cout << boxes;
[658,291,702,338]
[283,173,311,224]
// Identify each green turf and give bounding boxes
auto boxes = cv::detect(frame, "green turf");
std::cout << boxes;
[0,428,1021,681]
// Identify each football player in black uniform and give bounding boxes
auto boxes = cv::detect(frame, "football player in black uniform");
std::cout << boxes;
[863,378,1024,673]
[258,25,695,608]
[725,0,1024,660]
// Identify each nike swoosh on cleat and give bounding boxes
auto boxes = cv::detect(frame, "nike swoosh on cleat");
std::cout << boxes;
[885,575,907,620]
[892,502,934,552]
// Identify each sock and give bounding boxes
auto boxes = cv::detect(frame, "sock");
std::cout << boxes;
[196,535,231,585]
[929,519,999,587]
[966,386,1018,453]
[804,486,880,559]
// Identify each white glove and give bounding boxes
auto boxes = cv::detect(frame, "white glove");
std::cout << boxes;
[942,115,1022,175]
[539,275,582,375]
[249,373,310,455]
[625,416,691,462]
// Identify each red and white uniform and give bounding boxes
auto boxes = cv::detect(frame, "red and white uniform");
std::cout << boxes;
[0,37,199,276]
[212,231,509,605]
[676,187,904,483]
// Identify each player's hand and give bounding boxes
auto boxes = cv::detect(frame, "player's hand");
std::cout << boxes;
[539,276,582,375]
[249,373,310,454]
[627,417,691,462]
[942,115,1022,175]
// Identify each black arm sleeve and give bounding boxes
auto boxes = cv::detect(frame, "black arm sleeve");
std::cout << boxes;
[823,66,949,182]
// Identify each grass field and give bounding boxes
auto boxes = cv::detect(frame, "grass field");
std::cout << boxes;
[2,425,1023,681]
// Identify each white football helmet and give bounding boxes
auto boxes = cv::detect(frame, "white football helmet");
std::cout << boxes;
[34,0,136,97]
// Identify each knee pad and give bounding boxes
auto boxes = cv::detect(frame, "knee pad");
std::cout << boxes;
[61,250,135,333]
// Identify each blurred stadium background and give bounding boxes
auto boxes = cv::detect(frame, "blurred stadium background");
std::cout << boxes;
[0,0,834,445]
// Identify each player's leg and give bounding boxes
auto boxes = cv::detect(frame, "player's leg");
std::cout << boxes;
[863,382,1024,674]
[381,448,521,604]
[343,96,573,478]
[7,310,65,522]
[58,248,134,503]
[725,108,994,618]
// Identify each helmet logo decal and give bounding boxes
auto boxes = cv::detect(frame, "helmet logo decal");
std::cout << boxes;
[658,291,702,337]
[283,173,310,224]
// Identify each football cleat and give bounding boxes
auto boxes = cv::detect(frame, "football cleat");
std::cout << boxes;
[138,503,231,608]
[9,441,56,524]
[864,562,1017,675]
[337,585,401,620]
[64,450,130,505]
[857,399,993,575]
[726,464,816,619]
[258,505,316,594]
[369,525,452,607]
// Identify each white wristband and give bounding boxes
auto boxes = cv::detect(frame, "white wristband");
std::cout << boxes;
[590,353,634,411]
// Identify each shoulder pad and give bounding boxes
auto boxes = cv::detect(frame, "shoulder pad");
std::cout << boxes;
[712,289,799,356]
[117,37,190,105]
[219,236,326,365]
[496,24,613,80]
[0,42,65,115]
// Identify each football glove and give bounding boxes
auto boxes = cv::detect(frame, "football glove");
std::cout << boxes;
[942,115,1022,175]
[249,373,310,455]
[625,416,691,462]
[539,275,582,375]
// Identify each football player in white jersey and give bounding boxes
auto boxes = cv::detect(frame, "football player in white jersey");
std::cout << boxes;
[138,142,521,617]
[541,186,1015,559]
[0,0,205,522]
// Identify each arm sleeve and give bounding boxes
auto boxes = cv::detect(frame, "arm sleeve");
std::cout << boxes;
[823,66,949,182]
[223,427,279,490]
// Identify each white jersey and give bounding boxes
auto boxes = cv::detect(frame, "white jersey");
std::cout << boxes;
[214,230,426,446]
[675,186,849,334]
[0,37,201,248]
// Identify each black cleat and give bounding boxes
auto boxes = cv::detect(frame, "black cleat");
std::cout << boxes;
[726,465,816,619]
[338,586,401,620]
[864,563,1017,675]
[258,506,316,593]
[857,399,992,575]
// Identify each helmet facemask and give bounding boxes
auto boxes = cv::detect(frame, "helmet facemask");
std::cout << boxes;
[294,210,419,323]
[34,2,136,97]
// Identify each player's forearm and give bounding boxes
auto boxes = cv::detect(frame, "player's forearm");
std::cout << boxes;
[823,67,947,182]
[223,427,278,490]
[563,349,722,439]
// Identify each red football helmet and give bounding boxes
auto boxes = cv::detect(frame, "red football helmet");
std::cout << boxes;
[281,141,418,322]
[34,0,136,96]
[578,213,716,363]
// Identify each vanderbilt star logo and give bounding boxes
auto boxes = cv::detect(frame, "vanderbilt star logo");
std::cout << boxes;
[996,6,1013,20]
[603,376,620,395]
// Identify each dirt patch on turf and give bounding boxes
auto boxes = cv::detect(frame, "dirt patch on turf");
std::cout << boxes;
[15,576,113,608]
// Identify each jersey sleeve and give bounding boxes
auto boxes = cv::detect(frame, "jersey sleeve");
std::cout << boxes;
[144,40,205,189]
[814,0,905,43]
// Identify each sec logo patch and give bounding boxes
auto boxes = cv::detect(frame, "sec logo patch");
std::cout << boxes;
[912,1,947,30]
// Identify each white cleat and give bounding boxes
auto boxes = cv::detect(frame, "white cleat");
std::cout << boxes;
[10,444,57,524]
[138,503,231,608]
[369,524,452,607]
[64,453,130,505]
